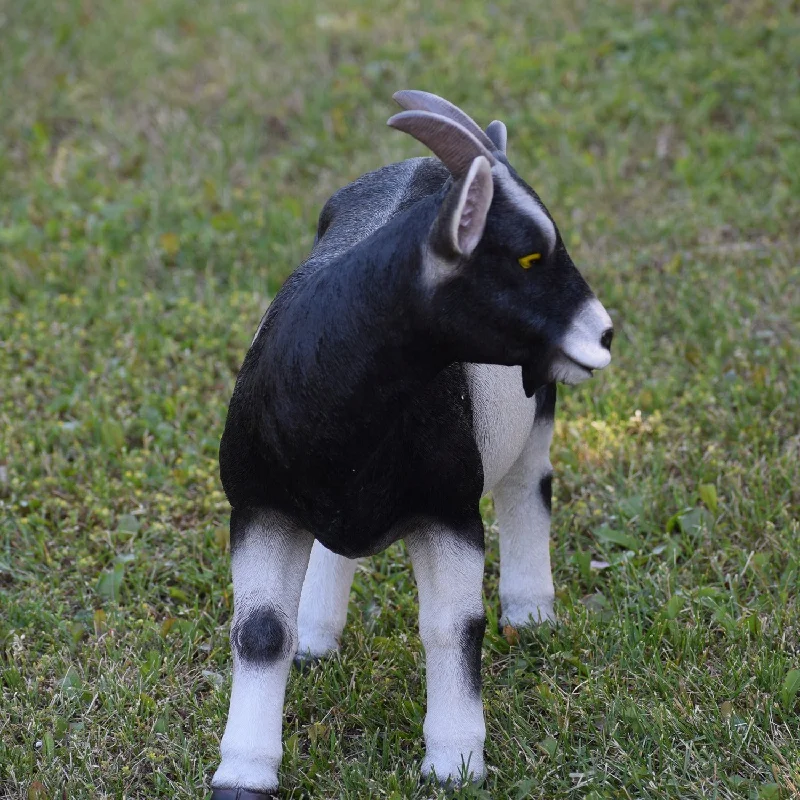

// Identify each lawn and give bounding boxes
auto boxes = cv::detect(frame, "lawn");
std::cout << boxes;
[1,0,799,797]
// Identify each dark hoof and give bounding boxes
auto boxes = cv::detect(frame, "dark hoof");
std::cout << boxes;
[293,653,320,672]
[418,767,485,792]
[211,789,279,800]
[417,776,475,797]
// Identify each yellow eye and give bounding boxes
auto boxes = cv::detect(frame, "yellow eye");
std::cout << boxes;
[518,252,542,269]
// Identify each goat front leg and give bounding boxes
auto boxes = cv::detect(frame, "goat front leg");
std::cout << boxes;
[296,541,359,662]
[407,517,486,785]
[493,385,557,627]
[211,507,314,798]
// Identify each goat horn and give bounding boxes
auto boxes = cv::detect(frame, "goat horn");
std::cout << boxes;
[485,120,507,153]
[387,110,496,178]
[393,89,498,152]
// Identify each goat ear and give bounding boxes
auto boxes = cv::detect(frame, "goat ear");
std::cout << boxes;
[431,155,494,259]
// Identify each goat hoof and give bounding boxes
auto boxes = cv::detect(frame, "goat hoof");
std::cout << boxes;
[500,600,556,629]
[418,773,483,795]
[211,789,279,800]
[293,653,320,671]
[293,641,340,669]
[420,740,486,790]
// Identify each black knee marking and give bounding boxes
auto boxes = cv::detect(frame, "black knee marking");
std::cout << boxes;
[539,473,553,514]
[460,615,486,696]
[533,382,557,424]
[232,606,291,666]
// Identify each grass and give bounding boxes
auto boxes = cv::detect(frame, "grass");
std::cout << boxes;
[1,0,799,797]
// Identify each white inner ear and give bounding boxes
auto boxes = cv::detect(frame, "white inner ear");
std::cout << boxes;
[451,156,494,256]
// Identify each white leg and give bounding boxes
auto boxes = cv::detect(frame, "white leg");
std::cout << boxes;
[493,406,556,627]
[407,518,486,785]
[296,540,359,660]
[212,507,314,795]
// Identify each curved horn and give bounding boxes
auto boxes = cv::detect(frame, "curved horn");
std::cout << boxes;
[387,110,496,178]
[393,89,498,152]
[485,120,507,153]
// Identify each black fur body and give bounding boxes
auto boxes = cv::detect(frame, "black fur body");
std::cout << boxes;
[219,156,588,558]
[221,159,485,557]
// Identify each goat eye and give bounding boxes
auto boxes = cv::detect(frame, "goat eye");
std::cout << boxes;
[518,252,542,269]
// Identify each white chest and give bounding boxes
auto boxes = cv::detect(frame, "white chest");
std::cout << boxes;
[465,364,540,495]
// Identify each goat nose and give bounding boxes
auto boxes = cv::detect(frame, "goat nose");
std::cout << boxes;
[600,328,614,351]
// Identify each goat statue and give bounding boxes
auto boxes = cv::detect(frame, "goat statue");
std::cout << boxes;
[210,90,613,797]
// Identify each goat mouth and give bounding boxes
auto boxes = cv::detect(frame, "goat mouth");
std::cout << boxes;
[559,352,594,374]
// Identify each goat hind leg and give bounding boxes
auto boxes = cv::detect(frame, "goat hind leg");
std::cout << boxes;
[493,397,557,628]
[296,540,359,662]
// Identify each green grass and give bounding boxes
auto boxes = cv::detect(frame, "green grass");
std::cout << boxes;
[1,0,799,797]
